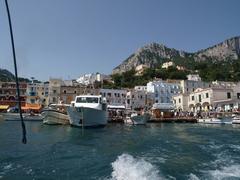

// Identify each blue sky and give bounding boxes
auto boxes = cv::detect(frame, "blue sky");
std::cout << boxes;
[0,0,240,81]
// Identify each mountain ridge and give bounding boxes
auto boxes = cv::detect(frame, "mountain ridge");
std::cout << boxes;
[112,36,240,74]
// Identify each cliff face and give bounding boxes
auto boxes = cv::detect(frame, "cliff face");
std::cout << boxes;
[112,36,240,74]
[194,36,240,61]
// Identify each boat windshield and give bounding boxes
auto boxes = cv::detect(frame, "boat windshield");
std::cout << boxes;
[76,97,99,103]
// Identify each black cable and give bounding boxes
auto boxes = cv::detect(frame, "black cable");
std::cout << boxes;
[5,0,27,144]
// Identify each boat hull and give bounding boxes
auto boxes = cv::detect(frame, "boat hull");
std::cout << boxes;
[41,110,69,125]
[131,113,150,125]
[197,118,224,124]
[67,106,107,127]
[232,116,240,124]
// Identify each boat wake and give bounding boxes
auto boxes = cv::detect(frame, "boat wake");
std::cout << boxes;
[207,164,240,179]
[110,153,162,180]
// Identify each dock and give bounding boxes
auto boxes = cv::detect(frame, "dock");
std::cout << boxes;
[148,117,197,123]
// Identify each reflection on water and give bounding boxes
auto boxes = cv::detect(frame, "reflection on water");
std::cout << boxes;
[0,121,240,179]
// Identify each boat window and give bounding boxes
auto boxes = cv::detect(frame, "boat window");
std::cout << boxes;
[76,97,99,103]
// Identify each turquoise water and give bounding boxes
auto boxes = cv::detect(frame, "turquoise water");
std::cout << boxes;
[0,120,240,180]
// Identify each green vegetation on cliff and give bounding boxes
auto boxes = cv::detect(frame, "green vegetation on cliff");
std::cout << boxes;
[109,58,240,88]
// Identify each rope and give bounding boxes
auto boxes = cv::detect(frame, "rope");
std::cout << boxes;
[5,0,27,144]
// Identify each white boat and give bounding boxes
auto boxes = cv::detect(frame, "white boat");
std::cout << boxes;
[41,104,70,125]
[67,95,108,127]
[232,115,240,124]
[124,111,150,125]
[197,117,224,124]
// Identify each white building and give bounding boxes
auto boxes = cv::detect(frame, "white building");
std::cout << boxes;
[77,73,111,86]
[147,80,181,106]
[100,89,127,106]
[187,74,201,81]
[188,87,238,112]
[162,61,174,69]
[76,73,98,85]
[126,86,147,110]
[173,94,189,112]
[180,80,211,94]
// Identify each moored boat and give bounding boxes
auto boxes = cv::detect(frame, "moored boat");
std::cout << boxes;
[67,95,108,127]
[124,110,150,125]
[41,104,70,125]
[232,114,240,124]
[197,117,224,124]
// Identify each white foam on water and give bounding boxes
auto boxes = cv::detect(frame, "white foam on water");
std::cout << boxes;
[3,164,12,170]
[110,153,162,180]
[188,173,200,180]
[207,164,240,179]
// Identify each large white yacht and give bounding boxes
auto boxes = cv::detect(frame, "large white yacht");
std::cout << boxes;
[67,95,108,127]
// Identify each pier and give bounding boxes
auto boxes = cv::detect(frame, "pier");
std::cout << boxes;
[149,117,197,123]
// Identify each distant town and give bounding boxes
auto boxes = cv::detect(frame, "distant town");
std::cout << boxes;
[0,64,240,115]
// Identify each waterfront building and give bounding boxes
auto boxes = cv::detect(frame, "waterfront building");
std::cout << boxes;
[26,82,49,107]
[60,85,99,104]
[48,79,63,104]
[180,80,211,94]
[0,81,27,108]
[146,80,181,107]
[188,87,237,112]
[100,89,126,106]
[172,93,189,112]
[126,86,147,110]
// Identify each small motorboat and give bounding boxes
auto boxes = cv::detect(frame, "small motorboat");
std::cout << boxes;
[197,117,224,124]
[232,114,240,124]
[124,110,150,125]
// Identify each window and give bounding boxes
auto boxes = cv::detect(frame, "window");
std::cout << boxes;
[192,96,194,101]
[199,95,201,102]
[76,97,99,103]
[179,98,181,103]
[237,93,240,99]
[227,92,231,99]
[53,90,57,94]
[206,93,209,98]
[74,91,77,94]
[187,88,188,92]
[63,90,66,94]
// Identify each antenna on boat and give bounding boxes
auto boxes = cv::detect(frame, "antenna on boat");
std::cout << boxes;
[5,0,27,144]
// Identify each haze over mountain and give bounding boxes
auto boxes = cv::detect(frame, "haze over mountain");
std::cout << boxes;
[113,36,240,74]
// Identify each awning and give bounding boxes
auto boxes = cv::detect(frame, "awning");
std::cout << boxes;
[152,103,175,110]
[21,103,41,110]
[107,105,126,109]
[0,105,9,110]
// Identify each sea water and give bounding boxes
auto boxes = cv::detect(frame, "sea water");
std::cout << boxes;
[0,120,240,180]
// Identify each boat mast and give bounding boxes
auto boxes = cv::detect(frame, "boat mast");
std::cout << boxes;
[5,0,27,144]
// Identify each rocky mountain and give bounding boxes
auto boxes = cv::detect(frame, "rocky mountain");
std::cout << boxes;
[194,36,240,61]
[0,68,30,82]
[0,68,15,82]
[112,36,240,74]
